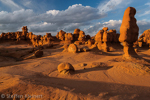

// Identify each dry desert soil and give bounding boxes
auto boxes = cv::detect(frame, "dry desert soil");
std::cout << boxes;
[0,42,150,100]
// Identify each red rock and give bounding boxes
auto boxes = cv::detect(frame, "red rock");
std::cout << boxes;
[68,44,78,53]
[119,7,139,58]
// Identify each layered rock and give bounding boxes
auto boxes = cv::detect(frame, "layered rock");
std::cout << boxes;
[119,7,139,58]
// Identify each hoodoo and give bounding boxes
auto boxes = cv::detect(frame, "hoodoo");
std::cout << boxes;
[119,7,139,59]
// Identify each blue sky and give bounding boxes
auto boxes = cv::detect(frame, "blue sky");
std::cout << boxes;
[0,0,150,36]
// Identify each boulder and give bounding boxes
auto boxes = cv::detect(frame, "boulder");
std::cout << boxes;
[57,62,75,74]
[68,44,78,53]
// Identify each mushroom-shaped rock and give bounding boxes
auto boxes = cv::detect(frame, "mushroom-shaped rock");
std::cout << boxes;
[34,50,43,58]
[119,7,139,58]
[68,44,78,53]
[57,62,75,73]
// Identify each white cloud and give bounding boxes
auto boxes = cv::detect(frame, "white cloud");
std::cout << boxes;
[0,9,35,24]
[0,0,22,11]
[23,1,31,7]
[145,2,150,6]
[139,10,150,16]
[46,10,60,15]
[97,0,131,13]
[40,4,106,24]
[0,4,107,35]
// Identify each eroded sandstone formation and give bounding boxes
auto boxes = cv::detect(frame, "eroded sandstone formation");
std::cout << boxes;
[119,7,139,58]
[95,30,103,44]
[102,27,109,52]
[0,26,55,48]
[73,28,80,41]
[56,30,66,41]
[78,31,85,41]
[138,29,150,48]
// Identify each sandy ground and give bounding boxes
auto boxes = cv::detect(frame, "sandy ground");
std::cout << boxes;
[0,43,150,100]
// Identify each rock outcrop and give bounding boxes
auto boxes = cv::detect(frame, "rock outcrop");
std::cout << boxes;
[138,29,150,47]
[119,7,139,58]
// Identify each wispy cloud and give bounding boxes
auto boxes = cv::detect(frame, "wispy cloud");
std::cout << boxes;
[0,0,22,11]
[139,10,150,16]
[145,2,150,6]
[97,0,131,13]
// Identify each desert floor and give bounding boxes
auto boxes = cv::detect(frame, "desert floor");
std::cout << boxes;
[0,42,150,100]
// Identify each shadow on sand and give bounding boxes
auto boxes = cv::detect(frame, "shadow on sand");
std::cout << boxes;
[20,73,150,99]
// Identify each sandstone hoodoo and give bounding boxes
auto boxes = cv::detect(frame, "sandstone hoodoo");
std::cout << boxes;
[102,27,109,52]
[64,33,73,44]
[95,30,103,44]
[56,30,66,41]
[57,62,75,74]
[78,30,86,42]
[119,7,139,59]
[73,28,80,41]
